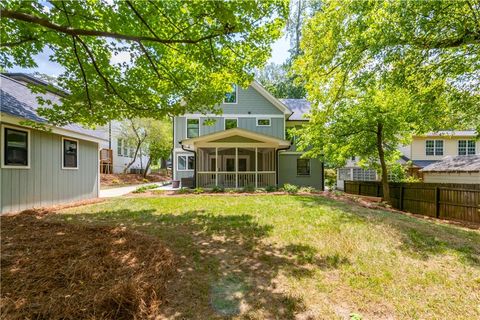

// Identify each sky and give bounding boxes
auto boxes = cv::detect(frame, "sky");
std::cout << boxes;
[9,36,291,77]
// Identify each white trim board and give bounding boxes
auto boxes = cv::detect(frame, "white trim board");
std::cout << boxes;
[1,124,31,169]
[61,137,79,170]
[181,114,285,118]
[1,113,107,143]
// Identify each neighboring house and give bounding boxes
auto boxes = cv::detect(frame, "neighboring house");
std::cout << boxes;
[336,130,479,189]
[173,82,324,189]
[420,155,480,184]
[98,120,149,174]
[0,74,106,214]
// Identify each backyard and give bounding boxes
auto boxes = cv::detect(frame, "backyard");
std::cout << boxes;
[2,194,479,319]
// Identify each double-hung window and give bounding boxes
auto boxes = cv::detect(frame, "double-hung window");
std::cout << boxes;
[62,138,78,169]
[186,119,199,138]
[296,158,310,176]
[224,118,238,130]
[224,84,237,104]
[458,140,476,155]
[2,126,30,168]
[178,155,195,171]
[426,140,443,156]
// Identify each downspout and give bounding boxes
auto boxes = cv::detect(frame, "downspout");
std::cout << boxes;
[180,142,196,188]
[321,160,325,191]
[275,146,291,187]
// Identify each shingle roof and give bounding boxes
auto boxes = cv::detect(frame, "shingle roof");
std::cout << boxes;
[0,74,105,140]
[411,160,440,168]
[280,99,311,121]
[420,155,480,172]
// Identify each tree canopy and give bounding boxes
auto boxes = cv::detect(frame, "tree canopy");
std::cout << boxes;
[294,0,480,202]
[255,62,306,98]
[1,0,287,125]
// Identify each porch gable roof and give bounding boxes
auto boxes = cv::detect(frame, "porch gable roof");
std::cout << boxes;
[180,127,291,149]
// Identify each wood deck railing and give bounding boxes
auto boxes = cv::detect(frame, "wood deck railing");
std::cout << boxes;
[197,171,276,188]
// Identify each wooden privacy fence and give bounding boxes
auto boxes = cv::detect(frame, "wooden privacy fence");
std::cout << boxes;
[344,181,480,224]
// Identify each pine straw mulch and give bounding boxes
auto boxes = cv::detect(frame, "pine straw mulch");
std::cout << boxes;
[0,210,176,320]
[101,172,171,187]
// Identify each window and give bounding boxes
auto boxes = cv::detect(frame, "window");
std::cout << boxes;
[224,118,238,130]
[3,126,29,168]
[257,118,271,126]
[338,168,351,180]
[426,140,443,156]
[458,140,476,155]
[117,138,123,156]
[351,168,377,181]
[177,155,195,171]
[186,119,199,138]
[297,158,310,176]
[224,84,237,104]
[62,138,78,169]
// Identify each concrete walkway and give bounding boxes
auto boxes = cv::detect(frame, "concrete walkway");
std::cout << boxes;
[100,182,170,198]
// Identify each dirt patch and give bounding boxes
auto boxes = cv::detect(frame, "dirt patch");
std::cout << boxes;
[101,171,171,188]
[0,211,176,320]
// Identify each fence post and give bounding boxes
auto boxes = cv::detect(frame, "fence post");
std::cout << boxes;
[435,187,440,218]
[376,184,380,197]
[399,185,404,210]
[358,183,361,195]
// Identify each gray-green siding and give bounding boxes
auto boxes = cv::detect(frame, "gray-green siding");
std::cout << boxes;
[278,153,324,190]
[221,86,283,115]
[174,117,285,147]
[1,124,99,213]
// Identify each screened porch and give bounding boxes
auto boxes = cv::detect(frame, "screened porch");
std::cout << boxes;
[197,147,276,188]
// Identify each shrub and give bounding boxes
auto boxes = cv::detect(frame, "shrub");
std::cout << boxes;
[265,185,277,192]
[241,184,255,193]
[176,187,192,194]
[193,187,205,194]
[111,178,120,185]
[211,185,225,193]
[142,178,149,183]
[255,188,266,193]
[282,183,299,194]
[299,186,315,193]
[132,184,159,193]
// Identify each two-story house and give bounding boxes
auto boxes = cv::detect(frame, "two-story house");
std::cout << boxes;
[172,82,324,189]
[336,130,479,189]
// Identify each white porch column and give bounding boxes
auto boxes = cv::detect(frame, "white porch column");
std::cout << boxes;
[235,147,238,188]
[215,147,218,186]
[255,147,258,188]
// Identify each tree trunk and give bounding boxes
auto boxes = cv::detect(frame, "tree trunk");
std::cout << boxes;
[376,123,390,203]
[143,157,152,179]
[123,140,143,174]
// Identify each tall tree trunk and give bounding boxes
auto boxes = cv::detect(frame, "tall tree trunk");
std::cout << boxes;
[376,123,390,203]
[143,157,152,178]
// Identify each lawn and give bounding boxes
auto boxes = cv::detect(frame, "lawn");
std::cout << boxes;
[2,194,480,319]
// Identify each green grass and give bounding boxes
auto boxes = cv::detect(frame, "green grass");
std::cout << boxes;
[55,195,480,319]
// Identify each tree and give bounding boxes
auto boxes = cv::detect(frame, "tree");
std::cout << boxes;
[1,0,287,125]
[142,119,172,178]
[255,62,306,98]
[294,0,479,202]
[120,119,148,174]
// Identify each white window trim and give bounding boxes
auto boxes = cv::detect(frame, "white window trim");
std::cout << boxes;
[458,140,476,155]
[223,84,238,104]
[425,139,444,156]
[256,117,271,127]
[62,137,79,170]
[224,117,238,130]
[185,118,200,139]
[1,124,31,169]
[177,154,195,171]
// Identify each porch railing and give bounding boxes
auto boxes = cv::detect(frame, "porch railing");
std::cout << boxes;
[197,171,276,188]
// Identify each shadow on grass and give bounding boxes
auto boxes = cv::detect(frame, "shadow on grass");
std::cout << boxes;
[56,208,323,319]
[293,195,480,266]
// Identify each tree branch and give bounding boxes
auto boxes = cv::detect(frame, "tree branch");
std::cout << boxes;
[1,36,37,47]
[1,9,233,44]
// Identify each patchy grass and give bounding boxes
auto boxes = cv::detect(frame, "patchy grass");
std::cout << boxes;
[3,195,480,319]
